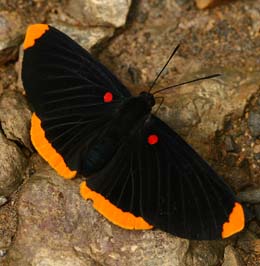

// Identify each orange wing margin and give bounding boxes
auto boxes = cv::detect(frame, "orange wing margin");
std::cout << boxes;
[222,202,245,238]
[31,113,77,179]
[80,181,153,230]
[24,24,49,50]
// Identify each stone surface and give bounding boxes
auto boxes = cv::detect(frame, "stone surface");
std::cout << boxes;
[0,90,31,149]
[66,0,132,27]
[237,231,260,261]
[5,167,189,266]
[0,201,17,255]
[0,11,24,65]
[0,131,27,197]
[0,64,17,92]
[222,245,245,266]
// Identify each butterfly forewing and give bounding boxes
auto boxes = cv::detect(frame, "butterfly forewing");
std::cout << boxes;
[22,24,130,175]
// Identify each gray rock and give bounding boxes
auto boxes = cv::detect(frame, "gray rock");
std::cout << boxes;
[248,109,260,138]
[238,188,260,204]
[66,0,132,28]
[0,11,24,65]
[222,245,245,266]
[0,91,31,149]
[0,131,27,197]
[5,166,190,266]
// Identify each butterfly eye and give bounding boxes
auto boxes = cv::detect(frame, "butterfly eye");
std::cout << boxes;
[103,92,113,103]
[147,134,158,145]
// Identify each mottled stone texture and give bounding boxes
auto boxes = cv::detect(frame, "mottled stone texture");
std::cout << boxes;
[0,11,24,64]
[0,91,31,149]
[5,167,189,266]
[222,245,245,266]
[0,131,27,197]
[66,0,132,27]
[52,23,115,51]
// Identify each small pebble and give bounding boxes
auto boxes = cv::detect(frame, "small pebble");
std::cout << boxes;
[176,0,190,6]
[254,153,260,160]
[225,136,239,153]
[128,67,140,84]
[253,144,260,154]
[222,245,245,266]
[195,0,220,9]
[248,110,260,138]
[238,188,260,204]
[0,196,8,207]
[0,249,7,257]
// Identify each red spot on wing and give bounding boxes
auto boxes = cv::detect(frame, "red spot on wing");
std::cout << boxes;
[148,134,158,145]
[103,92,113,102]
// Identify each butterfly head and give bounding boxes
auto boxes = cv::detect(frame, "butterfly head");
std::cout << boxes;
[139,91,155,109]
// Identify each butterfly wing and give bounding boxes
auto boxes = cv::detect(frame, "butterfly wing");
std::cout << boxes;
[82,115,245,240]
[22,24,131,178]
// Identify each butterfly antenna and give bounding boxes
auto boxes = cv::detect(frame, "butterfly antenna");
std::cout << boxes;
[148,44,180,93]
[154,96,164,114]
[152,74,221,95]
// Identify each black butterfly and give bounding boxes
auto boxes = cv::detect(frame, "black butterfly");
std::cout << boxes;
[22,24,245,240]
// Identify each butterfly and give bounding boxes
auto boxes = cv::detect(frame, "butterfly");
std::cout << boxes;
[22,24,245,240]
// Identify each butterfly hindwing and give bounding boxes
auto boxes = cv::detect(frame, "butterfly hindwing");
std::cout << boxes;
[83,115,245,240]
[22,24,131,177]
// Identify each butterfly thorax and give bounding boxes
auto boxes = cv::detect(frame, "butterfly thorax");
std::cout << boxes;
[119,91,155,115]
[139,91,155,109]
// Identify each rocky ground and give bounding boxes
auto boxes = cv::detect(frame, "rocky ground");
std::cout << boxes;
[0,0,259,265]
